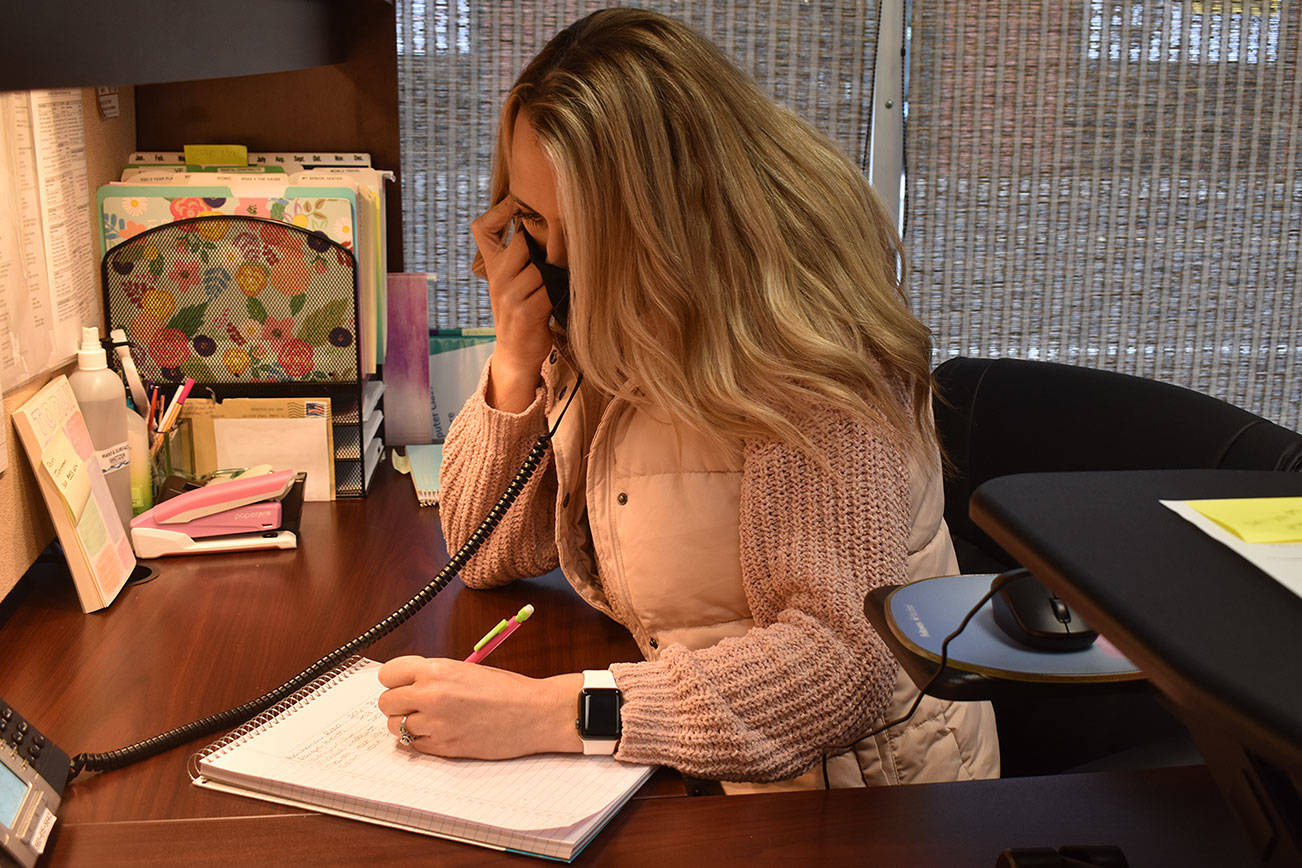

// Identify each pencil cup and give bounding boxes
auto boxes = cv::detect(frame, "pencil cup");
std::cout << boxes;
[151,417,193,498]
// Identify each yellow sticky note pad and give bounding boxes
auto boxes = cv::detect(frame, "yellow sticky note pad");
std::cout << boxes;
[1187,497,1302,544]
[40,431,92,522]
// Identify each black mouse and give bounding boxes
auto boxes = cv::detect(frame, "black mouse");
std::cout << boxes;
[990,569,1098,652]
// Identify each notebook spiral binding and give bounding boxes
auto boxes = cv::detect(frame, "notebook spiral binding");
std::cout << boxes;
[187,655,369,781]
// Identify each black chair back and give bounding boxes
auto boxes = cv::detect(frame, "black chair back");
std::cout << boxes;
[932,356,1302,573]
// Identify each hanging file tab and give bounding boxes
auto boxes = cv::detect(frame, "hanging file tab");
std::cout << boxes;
[183,143,249,169]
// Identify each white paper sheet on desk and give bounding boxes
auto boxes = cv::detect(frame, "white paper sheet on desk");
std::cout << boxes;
[1161,500,1302,599]
[215,417,333,502]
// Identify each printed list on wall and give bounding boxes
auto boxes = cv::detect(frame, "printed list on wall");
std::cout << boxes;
[0,89,98,394]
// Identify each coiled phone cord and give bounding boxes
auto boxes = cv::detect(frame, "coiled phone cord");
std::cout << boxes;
[69,373,583,779]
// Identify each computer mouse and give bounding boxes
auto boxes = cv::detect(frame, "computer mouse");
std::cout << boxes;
[990,569,1098,652]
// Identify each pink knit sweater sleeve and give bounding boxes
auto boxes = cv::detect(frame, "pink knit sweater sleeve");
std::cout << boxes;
[608,408,912,782]
[438,360,560,587]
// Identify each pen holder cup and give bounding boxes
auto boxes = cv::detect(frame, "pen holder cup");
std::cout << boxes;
[151,417,193,497]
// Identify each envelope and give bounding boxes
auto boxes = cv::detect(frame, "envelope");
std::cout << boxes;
[182,397,335,501]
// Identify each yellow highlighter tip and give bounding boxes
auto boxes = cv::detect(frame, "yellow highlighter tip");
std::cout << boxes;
[516,604,535,622]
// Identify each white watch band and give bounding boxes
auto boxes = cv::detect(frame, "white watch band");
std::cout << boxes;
[580,670,620,755]
[581,738,618,755]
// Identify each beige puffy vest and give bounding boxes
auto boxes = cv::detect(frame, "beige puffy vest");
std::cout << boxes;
[542,357,999,790]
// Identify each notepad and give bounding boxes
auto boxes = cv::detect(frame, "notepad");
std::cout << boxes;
[11,376,135,612]
[192,657,652,862]
[395,443,442,507]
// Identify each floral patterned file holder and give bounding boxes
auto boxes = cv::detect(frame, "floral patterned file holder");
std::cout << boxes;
[102,215,359,385]
[102,215,371,496]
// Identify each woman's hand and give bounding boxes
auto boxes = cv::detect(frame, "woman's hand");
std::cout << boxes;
[471,199,555,413]
[377,656,584,759]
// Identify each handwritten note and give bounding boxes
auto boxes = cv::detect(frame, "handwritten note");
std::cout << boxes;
[1186,497,1302,544]
[39,430,90,521]
[201,659,653,834]
[12,376,133,611]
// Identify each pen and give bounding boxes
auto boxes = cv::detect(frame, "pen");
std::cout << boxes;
[147,388,160,438]
[463,604,534,664]
[150,377,195,457]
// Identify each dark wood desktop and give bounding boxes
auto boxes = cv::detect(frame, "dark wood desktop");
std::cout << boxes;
[1,463,1255,866]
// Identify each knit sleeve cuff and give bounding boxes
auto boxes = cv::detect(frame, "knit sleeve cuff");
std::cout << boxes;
[459,355,547,442]
[608,660,685,767]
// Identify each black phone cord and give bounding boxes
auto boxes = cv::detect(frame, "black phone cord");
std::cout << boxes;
[69,373,582,779]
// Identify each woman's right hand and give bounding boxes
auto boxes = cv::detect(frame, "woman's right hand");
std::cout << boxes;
[471,199,554,413]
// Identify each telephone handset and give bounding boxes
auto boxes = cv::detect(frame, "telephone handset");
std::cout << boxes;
[520,226,571,330]
[0,700,69,867]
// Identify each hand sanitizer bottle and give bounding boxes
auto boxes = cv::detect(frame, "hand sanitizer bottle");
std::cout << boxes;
[67,327,132,530]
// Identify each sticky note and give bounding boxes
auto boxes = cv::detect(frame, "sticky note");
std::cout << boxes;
[40,431,91,522]
[1186,497,1302,544]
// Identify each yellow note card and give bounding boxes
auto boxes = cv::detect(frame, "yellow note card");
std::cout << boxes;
[1186,497,1302,544]
[40,431,92,522]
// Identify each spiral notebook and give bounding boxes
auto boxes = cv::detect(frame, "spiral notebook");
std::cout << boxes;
[394,443,442,507]
[191,657,653,862]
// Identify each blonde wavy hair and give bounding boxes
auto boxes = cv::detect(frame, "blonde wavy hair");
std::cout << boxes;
[490,8,935,456]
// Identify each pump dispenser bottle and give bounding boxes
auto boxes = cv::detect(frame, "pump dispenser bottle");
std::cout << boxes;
[67,327,132,529]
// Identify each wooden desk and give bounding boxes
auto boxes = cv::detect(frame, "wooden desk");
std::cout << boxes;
[2,463,1257,865]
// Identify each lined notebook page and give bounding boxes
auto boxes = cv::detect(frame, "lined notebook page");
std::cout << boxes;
[196,659,651,842]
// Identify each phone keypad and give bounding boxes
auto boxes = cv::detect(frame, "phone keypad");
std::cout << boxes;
[0,700,68,795]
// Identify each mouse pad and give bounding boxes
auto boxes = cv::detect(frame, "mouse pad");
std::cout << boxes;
[886,574,1143,683]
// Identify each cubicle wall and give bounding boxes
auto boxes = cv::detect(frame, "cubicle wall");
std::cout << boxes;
[0,89,137,601]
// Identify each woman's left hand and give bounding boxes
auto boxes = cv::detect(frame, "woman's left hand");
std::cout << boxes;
[377,656,584,759]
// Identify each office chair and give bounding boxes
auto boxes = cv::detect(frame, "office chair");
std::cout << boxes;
[929,356,1302,776]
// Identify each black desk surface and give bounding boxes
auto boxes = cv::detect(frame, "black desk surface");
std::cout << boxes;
[970,470,1302,767]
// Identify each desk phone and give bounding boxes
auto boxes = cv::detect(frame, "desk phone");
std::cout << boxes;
[0,700,68,868]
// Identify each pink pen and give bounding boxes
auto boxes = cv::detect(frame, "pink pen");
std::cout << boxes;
[150,378,196,458]
[463,604,534,664]
[158,377,195,433]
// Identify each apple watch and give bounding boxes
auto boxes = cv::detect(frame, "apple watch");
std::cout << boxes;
[576,669,622,755]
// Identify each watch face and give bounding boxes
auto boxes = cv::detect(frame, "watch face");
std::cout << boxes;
[580,689,622,739]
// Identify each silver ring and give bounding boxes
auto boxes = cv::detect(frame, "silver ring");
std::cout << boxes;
[398,714,415,745]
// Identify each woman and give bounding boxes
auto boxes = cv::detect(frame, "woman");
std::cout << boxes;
[378,8,998,789]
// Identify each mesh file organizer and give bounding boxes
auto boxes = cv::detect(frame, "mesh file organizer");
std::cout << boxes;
[102,215,381,497]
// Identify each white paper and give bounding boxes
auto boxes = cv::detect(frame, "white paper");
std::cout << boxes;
[0,89,94,391]
[30,90,96,332]
[214,417,334,502]
[1161,499,1302,599]
[430,341,495,441]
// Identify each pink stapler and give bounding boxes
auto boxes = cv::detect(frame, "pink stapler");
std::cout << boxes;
[129,469,306,558]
